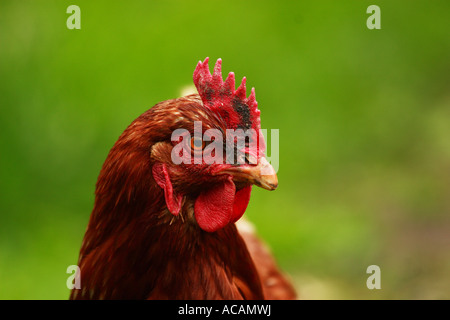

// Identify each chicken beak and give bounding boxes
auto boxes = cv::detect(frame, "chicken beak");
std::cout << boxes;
[219,157,278,191]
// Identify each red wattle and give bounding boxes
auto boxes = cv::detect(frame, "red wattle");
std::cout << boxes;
[194,176,236,232]
[194,177,252,232]
[231,185,252,223]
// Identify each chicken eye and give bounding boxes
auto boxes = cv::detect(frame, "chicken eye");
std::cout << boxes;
[191,136,206,151]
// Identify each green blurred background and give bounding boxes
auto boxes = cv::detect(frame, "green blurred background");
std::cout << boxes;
[1,0,449,299]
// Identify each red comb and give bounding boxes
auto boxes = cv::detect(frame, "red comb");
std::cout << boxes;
[193,57,261,131]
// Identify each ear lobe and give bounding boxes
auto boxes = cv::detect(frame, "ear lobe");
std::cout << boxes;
[152,163,183,215]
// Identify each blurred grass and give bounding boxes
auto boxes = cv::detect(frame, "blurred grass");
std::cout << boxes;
[1,0,449,299]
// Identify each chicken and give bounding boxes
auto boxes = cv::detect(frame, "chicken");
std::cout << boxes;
[70,58,296,300]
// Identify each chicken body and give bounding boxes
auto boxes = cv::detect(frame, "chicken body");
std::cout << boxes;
[70,59,295,300]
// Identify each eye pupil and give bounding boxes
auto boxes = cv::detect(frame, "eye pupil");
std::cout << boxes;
[194,139,202,147]
[191,137,205,150]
